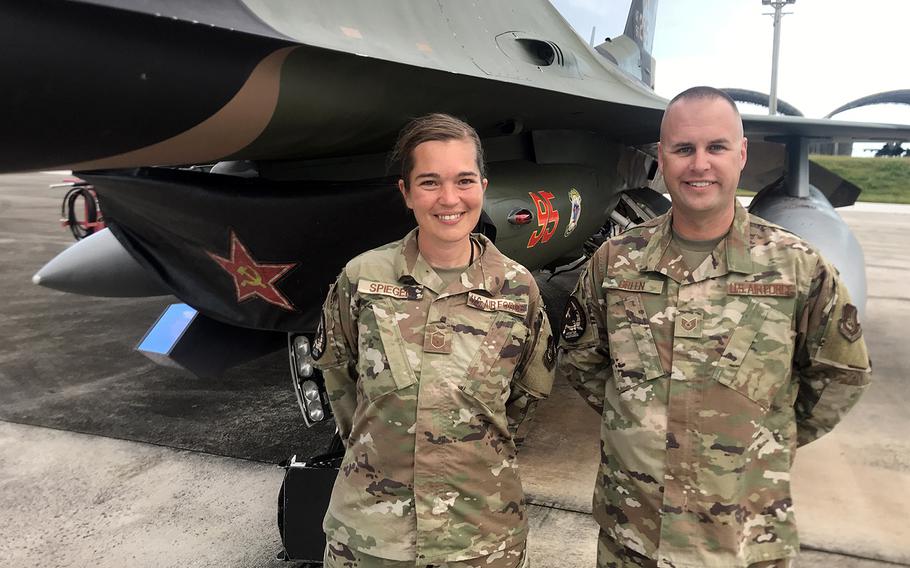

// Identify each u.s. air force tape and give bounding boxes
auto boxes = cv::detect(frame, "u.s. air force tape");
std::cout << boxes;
[561,296,586,342]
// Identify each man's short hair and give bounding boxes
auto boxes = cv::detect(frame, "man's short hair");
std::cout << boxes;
[661,86,743,139]
[391,113,486,186]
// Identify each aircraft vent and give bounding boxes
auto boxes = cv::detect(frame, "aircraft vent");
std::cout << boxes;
[495,32,579,78]
[515,38,563,67]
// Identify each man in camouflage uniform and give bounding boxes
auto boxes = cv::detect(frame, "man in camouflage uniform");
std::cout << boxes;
[558,87,871,568]
[313,114,555,567]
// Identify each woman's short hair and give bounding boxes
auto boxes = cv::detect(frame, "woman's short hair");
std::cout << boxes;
[391,113,486,187]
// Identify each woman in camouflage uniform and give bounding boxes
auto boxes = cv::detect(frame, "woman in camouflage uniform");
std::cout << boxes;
[313,114,556,568]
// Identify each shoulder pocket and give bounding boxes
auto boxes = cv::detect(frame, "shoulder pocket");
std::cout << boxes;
[462,311,527,411]
[602,281,666,392]
[357,297,418,402]
[713,299,793,410]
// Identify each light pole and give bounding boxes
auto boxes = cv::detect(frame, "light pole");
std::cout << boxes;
[763,0,796,115]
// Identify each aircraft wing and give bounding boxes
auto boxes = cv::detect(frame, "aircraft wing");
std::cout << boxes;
[743,114,910,142]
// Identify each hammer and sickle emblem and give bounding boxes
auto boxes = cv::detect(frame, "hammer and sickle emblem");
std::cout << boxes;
[527,191,560,248]
[237,266,265,288]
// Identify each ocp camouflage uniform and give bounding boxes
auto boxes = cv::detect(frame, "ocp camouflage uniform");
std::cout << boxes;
[313,228,555,566]
[558,202,871,567]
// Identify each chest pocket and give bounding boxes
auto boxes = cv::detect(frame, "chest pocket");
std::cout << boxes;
[357,297,418,402]
[461,311,529,412]
[713,298,795,410]
[603,279,666,393]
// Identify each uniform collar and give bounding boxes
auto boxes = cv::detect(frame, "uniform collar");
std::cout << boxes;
[640,200,753,283]
[394,228,506,296]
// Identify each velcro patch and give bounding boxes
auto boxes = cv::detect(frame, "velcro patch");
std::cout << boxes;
[674,312,703,338]
[357,279,423,300]
[467,292,528,316]
[312,313,326,360]
[423,322,453,354]
[838,303,863,343]
[727,282,796,297]
[561,296,586,342]
[603,278,664,295]
[544,334,557,370]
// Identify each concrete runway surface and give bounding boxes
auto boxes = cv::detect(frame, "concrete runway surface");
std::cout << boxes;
[1,172,907,567]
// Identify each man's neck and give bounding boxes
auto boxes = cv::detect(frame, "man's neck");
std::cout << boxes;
[672,209,734,241]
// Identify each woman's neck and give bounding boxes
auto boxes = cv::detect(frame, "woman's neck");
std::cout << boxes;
[419,234,473,268]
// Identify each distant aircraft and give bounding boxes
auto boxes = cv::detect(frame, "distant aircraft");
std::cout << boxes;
[3,1,909,558]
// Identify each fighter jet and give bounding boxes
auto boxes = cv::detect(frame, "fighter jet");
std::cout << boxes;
[5,0,910,560]
[8,0,910,408]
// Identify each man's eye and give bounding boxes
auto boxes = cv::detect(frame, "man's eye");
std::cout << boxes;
[675,147,693,155]
[458,178,476,186]
[709,144,727,152]
[420,180,439,188]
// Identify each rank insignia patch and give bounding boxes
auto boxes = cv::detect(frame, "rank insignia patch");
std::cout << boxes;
[561,296,587,342]
[838,303,863,343]
[674,312,702,338]
[208,230,298,311]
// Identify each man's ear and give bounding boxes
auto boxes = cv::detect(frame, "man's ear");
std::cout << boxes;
[740,137,748,171]
[481,178,488,192]
[398,179,412,209]
[656,142,664,172]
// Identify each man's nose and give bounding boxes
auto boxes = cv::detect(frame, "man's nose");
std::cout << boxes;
[690,148,711,171]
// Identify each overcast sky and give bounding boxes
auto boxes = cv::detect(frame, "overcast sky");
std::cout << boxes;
[549,0,910,135]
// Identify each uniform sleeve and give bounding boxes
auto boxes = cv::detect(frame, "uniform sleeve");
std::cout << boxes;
[312,270,359,444]
[793,257,871,447]
[507,287,556,443]
[557,251,611,414]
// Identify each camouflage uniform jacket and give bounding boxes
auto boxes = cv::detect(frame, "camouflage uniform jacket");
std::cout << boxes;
[558,202,871,567]
[313,229,555,563]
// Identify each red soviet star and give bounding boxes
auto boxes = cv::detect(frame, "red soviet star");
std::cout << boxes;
[208,230,297,312]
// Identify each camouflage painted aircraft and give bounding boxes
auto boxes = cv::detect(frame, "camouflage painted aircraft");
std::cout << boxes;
[5,0,910,560]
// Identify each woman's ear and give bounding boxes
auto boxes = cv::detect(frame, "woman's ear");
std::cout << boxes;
[398,178,412,209]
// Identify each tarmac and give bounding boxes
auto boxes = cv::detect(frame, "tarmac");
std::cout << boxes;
[1,172,908,567]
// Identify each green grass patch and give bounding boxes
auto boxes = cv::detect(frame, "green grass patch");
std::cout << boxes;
[811,155,910,204]
[737,156,910,203]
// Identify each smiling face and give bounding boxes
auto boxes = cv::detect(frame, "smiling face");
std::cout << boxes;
[658,96,748,239]
[398,138,487,260]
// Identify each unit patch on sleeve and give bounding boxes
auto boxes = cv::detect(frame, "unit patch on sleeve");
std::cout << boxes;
[838,303,863,343]
[312,313,327,360]
[561,296,587,342]
[543,334,557,370]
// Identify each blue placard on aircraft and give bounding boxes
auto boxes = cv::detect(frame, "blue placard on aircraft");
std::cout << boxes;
[137,303,198,355]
